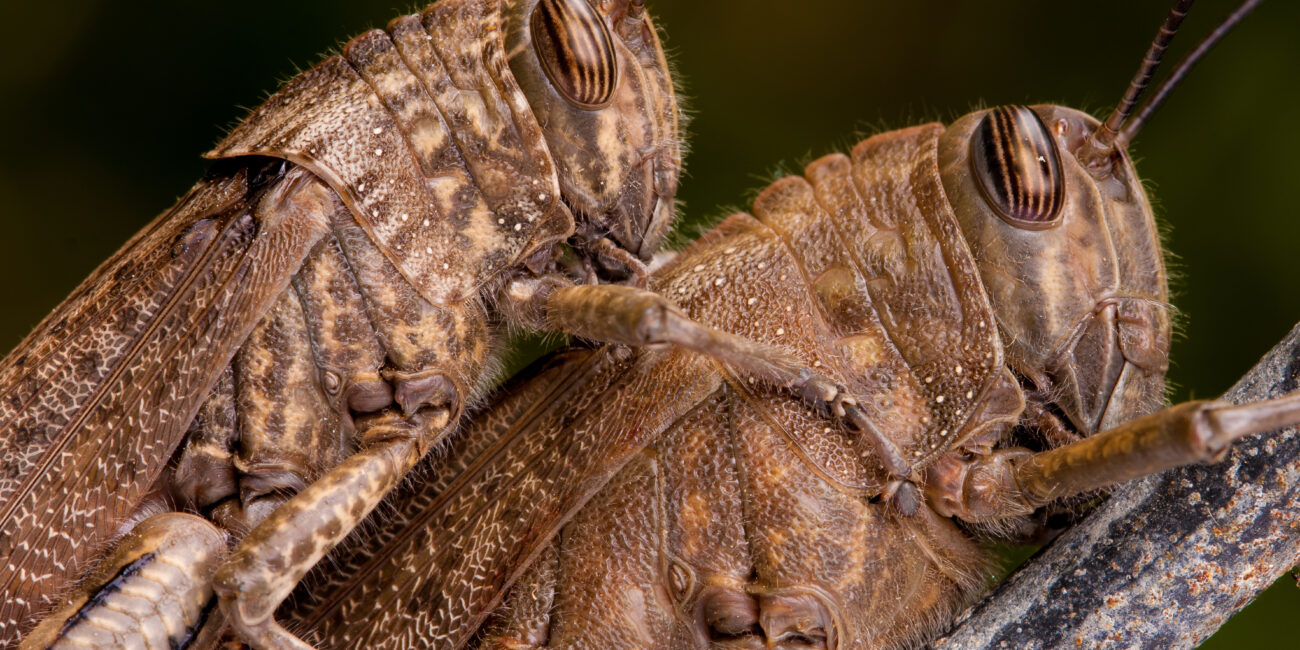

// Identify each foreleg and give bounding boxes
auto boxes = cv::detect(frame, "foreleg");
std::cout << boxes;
[927,393,1300,521]
[212,414,442,650]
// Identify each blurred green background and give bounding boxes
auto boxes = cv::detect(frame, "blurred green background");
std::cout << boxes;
[0,0,1296,645]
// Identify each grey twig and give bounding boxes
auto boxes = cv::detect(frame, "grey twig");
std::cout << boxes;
[929,323,1300,649]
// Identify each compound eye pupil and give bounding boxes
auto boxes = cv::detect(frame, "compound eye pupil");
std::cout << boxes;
[530,0,619,110]
[971,105,1065,228]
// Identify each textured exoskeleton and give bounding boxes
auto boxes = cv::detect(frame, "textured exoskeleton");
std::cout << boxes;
[286,116,1067,648]
[1,1,865,647]
[9,0,1291,647]
[283,42,1300,650]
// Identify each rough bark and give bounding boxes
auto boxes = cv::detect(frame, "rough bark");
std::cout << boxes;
[929,323,1300,648]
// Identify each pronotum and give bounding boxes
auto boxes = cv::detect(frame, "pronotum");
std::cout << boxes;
[1,0,1297,647]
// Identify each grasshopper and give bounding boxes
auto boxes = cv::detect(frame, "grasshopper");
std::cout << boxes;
[0,1,1294,650]
[0,1,878,647]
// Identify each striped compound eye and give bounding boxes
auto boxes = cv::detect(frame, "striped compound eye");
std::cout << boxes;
[970,106,1065,229]
[531,0,619,110]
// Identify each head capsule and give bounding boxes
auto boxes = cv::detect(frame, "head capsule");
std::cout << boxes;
[938,105,1171,437]
[505,0,681,266]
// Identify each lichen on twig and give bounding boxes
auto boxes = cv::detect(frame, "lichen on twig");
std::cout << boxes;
[930,323,1300,649]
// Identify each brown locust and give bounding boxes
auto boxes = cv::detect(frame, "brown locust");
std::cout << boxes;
[0,1,874,647]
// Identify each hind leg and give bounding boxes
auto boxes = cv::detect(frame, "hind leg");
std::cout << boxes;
[23,513,227,650]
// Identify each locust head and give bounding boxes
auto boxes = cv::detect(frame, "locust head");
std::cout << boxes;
[506,0,681,272]
[935,0,1262,442]
[935,0,1258,441]
[938,105,1171,439]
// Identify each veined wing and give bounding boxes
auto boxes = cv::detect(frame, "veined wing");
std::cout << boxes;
[0,163,332,639]
[291,343,722,648]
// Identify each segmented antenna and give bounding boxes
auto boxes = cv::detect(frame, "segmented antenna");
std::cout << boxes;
[1118,0,1263,147]
[1086,0,1196,160]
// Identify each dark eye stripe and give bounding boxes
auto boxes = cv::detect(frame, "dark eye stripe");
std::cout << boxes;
[548,0,590,96]
[992,108,1022,215]
[531,0,618,110]
[971,105,1065,228]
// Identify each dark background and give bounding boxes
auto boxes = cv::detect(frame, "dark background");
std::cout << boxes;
[0,1,1296,645]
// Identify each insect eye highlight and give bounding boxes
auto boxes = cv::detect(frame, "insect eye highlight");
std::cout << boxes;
[530,0,619,110]
[970,105,1065,229]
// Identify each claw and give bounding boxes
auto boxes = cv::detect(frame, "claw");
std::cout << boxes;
[877,480,922,516]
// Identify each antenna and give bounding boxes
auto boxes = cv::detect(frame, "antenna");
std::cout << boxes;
[1080,0,1195,171]
[1118,0,1263,147]
[1097,1,1196,149]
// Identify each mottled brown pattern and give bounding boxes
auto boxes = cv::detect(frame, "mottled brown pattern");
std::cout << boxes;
[325,193,491,408]
[754,126,1021,470]
[504,0,680,258]
[937,106,1169,435]
[288,234,387,428]
[21,513,226,649]
[477,538,558,648]
[289,103,1184,649]
[0,166,333,639]
[289,123,1011,648]
[3,0,684,644]
[211,0,572,304]
[172,366,239,516]
[230,290,345,528]
[296,342,719,648]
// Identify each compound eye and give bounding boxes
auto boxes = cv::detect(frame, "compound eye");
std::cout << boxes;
[530,0,619,110]
[970,105,1065,229]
